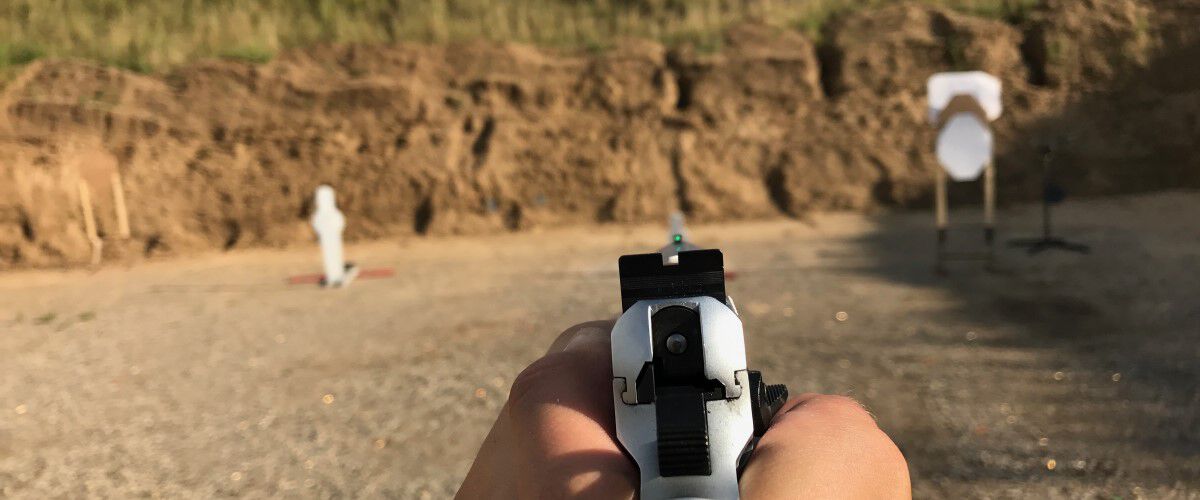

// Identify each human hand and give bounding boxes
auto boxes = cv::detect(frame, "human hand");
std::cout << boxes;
[456,321,911,499]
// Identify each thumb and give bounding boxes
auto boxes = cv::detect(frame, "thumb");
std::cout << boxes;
[507,322,636,499]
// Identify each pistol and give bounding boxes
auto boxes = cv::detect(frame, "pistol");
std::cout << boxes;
[611,245,789,499]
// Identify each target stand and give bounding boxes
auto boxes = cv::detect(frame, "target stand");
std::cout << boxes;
[934,157,997,269]
[927,72,1003,272]
[1008,145,1090,255]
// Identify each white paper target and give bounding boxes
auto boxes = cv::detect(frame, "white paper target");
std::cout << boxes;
[936,114,993,181]
[668,211,687,244]
[311,185,347,285]
[658,211,700,265]
[927,71,1002,124]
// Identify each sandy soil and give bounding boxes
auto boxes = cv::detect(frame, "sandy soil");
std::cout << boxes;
[5,1,1198,269]
[1,191,1198,499]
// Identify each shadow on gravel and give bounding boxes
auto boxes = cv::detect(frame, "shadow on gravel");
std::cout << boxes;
[842,20,1200,492]
[844,200,1199,494]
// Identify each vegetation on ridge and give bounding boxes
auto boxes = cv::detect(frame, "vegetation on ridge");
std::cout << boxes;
[1,0,1037,73]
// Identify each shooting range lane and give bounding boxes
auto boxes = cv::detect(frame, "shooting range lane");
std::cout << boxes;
[0,192,1197,498]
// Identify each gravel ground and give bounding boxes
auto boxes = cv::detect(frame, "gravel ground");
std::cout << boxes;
[1,191,1198,499]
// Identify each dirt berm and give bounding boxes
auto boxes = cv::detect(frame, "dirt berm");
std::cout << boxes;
[1,0,1196,268]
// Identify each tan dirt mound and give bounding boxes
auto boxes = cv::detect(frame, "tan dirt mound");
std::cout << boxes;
[1,0,1195,269]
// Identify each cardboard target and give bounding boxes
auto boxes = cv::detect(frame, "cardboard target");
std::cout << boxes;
[927,71,1002,124]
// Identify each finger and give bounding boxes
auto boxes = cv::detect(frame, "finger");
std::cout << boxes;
[457,322,614,500]
[772,392,825,415]
[455,406,519,500]
[740,395,911,500]
[456,321,634,500]
[544,320,615,355]
[508,322,636,499]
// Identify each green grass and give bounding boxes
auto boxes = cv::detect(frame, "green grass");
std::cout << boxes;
[0,0,1038,73]
[0,42,43,66]
[219,45,276,64]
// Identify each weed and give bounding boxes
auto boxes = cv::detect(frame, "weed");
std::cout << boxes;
[219,45,275,64]
[0,0,1043,71]
[0,42,44,66]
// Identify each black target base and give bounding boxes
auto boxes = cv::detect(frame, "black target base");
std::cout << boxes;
[1008,237,1090,255]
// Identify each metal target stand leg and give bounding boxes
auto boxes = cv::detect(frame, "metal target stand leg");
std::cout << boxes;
[1007,147,1091,255]
[935,168,948,273]
[983,162,997,269]
[934,162,997,273]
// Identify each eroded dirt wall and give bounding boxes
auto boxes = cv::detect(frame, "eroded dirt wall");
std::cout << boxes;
[1,0,1195,268]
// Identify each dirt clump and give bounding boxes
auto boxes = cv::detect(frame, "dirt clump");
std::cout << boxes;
[824,3,1026,96]
[1,0,1194,269]
[1022,0,1155,88]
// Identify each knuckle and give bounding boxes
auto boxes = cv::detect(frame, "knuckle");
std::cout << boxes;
[545,320,613,354]
[802,395,878,425]
[561,320,613,340]
[796,396,909,474]
[506,351,586,412]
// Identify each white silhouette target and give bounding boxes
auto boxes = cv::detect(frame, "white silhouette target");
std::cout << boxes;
[668,212,687,244]
[659,211,700,265]
[936,114,993,181]
[311,185,349,287]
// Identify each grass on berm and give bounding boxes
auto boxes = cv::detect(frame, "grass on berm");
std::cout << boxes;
[0,0,1036,73]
